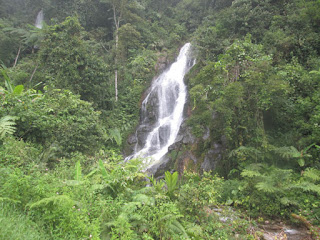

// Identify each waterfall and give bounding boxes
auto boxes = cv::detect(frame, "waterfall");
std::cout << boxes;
[35,10,44,29]
[127,43,195,170]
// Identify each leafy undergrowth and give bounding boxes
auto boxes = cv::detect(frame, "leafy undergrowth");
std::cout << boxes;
[1,137,319,239]
[0,142,255,239]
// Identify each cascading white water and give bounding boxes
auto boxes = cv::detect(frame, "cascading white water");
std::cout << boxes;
[127,43,194,169]
[35,10,44,29]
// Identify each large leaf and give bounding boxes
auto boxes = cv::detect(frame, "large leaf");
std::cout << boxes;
[13,85,24,95]
[99,159,108,179]
[165,171,178,196]
[109,128,122,146]
[0,116,18,139]
[297,158,305,167]
[75,161,82,181]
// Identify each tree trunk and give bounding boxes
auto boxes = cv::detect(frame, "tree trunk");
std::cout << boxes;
[113,4,120,102]
[115,69,118,102]
[13,45,21,68]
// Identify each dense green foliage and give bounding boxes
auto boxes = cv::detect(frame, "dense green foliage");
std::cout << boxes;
[0,0,320,238]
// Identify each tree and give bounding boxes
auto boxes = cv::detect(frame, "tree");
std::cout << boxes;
[1,88,108,157]
[39,16,112,109]
[189,36,289,174]
[100,0,129,102]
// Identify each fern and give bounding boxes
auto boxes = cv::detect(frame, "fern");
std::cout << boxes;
[132,194,155,206]
[0,116,18,140]
[255,181,277,193]
[274,145,313,166]
[0,197,21,205]
[169,220,189,239]
[229,146,261,160]
[241,169,262,178]
[274,146,301,159]
[28,195,74,210]
[148,175,165,193]
[310,68,320,75]
[159,213,189,239]
[280,197,299,206]
[303,168,320,182]
[296,182,320,195]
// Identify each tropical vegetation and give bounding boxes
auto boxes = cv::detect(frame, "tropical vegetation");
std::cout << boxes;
[0,0,320,239]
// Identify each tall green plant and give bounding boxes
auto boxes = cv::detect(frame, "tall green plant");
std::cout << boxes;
[75,161,82,181]
[1,64,26,96]
[0,65,13,93]
[148,175,165,193]
[164,171,178,198]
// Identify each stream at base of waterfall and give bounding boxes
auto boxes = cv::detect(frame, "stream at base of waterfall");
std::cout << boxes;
[126,43,195,171]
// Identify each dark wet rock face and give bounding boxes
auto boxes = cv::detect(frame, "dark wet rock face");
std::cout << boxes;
[127,135,137,145]
[136,125,153,148]
[175,121,196,145]
[133,88,161,150]
[147,154,174,178]
[140,90,159,125]
[201,144,222,172]
[156,118,225,176]
[159,124,170,147]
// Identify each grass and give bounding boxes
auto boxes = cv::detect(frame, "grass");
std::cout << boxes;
[0,202,49,240]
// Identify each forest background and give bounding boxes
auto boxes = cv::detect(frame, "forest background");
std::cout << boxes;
[0,0,320,239]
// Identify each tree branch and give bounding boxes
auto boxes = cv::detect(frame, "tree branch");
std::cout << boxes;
[29,63,39,84]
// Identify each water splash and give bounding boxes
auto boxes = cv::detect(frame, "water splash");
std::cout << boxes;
[127,43,195,169]
[35,10,44,29]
